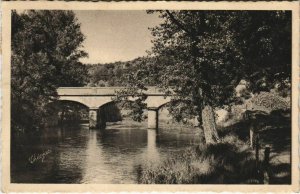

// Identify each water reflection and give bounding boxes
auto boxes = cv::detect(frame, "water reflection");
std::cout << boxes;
[11,122,201,183]
[81,130,103,183]
[146,129,160,165]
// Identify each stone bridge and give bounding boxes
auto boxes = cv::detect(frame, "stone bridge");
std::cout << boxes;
[57,87,172,129]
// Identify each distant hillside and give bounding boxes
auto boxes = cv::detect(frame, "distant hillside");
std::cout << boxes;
[85,57,153,87]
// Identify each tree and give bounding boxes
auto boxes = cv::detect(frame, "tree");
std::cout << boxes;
[11,10,88,131]
[117,10,291,145]
[232,11,291,95]
[233,11,291,148]
[151,11,248,144]
[118,11,245,144]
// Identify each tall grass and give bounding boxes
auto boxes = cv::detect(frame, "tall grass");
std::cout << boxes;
[139,135,262,184]
[138,108,291,184]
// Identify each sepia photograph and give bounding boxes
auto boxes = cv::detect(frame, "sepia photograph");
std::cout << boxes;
[2,1,299,192]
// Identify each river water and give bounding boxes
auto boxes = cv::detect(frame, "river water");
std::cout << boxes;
[11,120,201,183]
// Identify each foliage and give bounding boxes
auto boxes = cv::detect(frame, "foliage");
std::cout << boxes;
[145,11,244,115]
[145,10,290,118]
[92,57,158,122]
[115,11,291,141]
[11,10,88,131]
[86,57,157,87]
[86,61,127,87]
[233,11,291,94]
[220,89,290,127]
[246,91,290,112]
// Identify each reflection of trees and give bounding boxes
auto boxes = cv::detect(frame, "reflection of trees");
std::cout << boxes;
[81,129,152,183]
[11,125,89,183]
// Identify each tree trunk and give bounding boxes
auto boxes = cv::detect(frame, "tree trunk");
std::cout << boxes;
[201,105,220,144]
[250,123,254,148]
[60,106,66,125]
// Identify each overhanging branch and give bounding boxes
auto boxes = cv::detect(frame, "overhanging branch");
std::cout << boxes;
[165,10,200,43]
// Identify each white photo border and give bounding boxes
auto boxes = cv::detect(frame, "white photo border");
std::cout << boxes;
[2,1,299,192]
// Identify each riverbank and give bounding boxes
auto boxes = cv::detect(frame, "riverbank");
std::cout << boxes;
[138,134,259,184]
[137,110,291,184]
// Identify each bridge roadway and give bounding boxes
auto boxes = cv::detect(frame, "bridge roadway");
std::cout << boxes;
[57,87,172,129]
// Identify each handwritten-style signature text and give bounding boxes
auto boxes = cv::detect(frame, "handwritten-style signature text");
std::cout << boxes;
[28,149,52,164]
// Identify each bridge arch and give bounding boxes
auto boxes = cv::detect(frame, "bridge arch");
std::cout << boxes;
[145,96,172,109]
[98,101,123,123]
[58,96,93,108]
[157,99,173,110]
[58,96,114,109]
[44,99,89,126]
[55,99,90,109]
[57,87,174,129]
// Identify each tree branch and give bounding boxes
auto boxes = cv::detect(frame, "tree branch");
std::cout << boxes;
[165,10,200,43]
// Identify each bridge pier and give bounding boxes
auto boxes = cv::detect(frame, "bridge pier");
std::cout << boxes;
[148,108,158,129]
[89,108,106,129]
[89,108,98,129]
[194,116,200,127]
[97,108,106,130]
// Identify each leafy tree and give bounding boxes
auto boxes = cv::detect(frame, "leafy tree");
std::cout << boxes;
[117,11,244,144]
[233,11,291,94]
[11,10,88,131]
[117,10,291,144]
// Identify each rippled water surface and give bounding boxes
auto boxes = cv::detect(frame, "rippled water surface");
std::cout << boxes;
[11,121,201,183]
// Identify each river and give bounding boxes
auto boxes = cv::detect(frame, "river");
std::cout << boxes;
[11,119,201,183]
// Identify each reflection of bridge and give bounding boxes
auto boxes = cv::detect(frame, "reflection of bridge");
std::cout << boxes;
[57,87,172,129]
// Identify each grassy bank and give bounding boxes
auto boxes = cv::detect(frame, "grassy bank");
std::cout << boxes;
[138,135,261,184]
[138,110,291,184]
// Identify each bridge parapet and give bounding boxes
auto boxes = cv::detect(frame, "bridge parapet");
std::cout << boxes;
[57,87,165,96]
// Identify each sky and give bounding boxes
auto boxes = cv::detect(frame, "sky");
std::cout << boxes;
[74,11,162,64]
